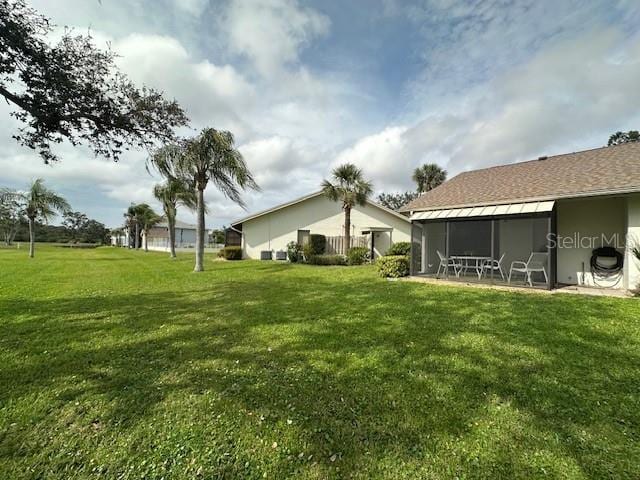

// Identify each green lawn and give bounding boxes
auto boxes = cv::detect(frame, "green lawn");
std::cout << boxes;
[1,246,639,479]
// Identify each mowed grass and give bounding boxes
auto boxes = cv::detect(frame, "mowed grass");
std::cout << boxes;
[0,246,639,479]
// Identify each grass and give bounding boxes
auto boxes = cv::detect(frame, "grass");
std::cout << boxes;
[0,246,639,479]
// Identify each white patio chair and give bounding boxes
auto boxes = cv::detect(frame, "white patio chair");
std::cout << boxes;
[481,252,506,281]
[436,250,462,277]
[508,252,549,286]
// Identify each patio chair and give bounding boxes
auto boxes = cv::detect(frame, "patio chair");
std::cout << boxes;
[481,252,506,281]
[436,250,462,277]
[508,252,549,286]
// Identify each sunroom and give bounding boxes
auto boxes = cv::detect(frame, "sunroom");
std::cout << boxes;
[409,201,556,289]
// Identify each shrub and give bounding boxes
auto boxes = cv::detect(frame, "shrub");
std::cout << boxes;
[306,254,346,266]
[218,246,242,260]
[346,246,370,265]
[308,234,326,255]
[286,241,303,263]
[387,241,411,256]
[376,255,409,278]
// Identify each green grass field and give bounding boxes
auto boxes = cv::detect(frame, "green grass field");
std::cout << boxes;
[1,246,639,479]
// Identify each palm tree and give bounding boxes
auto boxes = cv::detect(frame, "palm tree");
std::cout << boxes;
[1,179,69,258]
[153,178,197,258]
[136,204,162,252]
[412,163,447,194]
[321,163,373,252]
[149,128,259,272]
[125,203,145,249]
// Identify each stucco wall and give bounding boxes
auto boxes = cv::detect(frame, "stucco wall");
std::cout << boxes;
[625,194,640,291]
[240,195,411,259]
[556,196,626,288]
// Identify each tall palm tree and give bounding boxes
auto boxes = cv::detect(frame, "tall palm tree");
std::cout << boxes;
[412,163,447,194]
[321,163,373,252]
[150,128,259,272]
[153,178,197,258]
[1,179,70,258]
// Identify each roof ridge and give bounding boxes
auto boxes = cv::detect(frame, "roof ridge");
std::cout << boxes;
[455,142,638,176]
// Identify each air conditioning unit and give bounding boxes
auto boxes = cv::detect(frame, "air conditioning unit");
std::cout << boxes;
[275,250,287,261]
[260,250,273,260]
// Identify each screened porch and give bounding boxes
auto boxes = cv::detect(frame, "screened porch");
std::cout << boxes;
[410,203,556,289]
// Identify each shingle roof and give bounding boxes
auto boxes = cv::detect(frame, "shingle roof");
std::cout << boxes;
[156,219,197,229]
[401,142,640,212]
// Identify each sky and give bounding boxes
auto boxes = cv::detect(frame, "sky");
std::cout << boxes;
[2,0,640,228]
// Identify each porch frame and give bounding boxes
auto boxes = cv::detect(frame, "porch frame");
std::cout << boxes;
[410,208,558,290]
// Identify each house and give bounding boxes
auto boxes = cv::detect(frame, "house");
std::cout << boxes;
[401,142,640,291]
[141,220,198,251]
[229,191,412,259]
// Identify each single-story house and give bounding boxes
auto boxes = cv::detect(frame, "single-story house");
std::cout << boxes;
[229,191,412,259]
[142,219,198,251]
[401,142,640,291]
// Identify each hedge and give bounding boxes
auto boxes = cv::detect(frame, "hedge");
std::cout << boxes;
[217,246,242,260]
[306,254,346,266]
[387,241,411,256]
[375,255,409,278]
[346,246,370,265]
[308,234,326,255]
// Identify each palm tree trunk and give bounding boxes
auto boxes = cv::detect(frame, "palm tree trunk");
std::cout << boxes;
[168,215,177,258]
[144,229,148,252]
[194,187,205,272]
[28,217,35,258]
[344,206,351,252]
[135,223,140,249]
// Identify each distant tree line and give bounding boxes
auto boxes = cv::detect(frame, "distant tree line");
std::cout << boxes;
[1,180,109,255]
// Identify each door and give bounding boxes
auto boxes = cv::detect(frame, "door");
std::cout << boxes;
[297,229,310,246]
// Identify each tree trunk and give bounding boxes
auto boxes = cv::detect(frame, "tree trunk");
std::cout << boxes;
[135,223,140,249]
[144,229,148,252]
[168,215,177,258]
[28,217,35,258]
[194,187,206,272]
[344,206,351,252]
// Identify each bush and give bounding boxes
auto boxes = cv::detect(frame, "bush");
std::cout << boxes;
[218,246,242,260]
[387,241,411,256]
[308,234,326,255]
[346,246,370,265]
[376,255,409,278]
[306,254,346,266]
[286,241,303,263]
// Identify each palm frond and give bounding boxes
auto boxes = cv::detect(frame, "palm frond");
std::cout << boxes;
[321,163,373,207]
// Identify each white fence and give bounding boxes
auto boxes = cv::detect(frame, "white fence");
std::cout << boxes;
[325,236,368,255]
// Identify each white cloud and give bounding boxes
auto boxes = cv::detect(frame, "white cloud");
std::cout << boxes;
[224,0,330,76]
[333,28,640,193]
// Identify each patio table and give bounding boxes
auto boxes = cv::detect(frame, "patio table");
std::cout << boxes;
[450,255,492,279]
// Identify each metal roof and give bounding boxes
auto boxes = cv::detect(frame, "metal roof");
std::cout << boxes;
[410,201,555,221]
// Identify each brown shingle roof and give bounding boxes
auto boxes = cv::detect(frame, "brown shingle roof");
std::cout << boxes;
[401,142,640,212]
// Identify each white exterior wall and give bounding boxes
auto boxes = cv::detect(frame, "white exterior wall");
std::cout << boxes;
[556,196,626,288]
[625,194,640,291]
[240,195,411,259]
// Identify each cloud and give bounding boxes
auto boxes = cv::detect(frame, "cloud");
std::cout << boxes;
[333,27,640,192]
[112,34,256,137]
[223,0,330,76]
[240,136,322,191]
